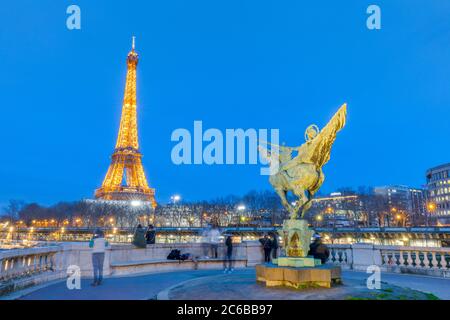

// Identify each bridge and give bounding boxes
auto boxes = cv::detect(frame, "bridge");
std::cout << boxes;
[2,226,450,247]
[1,241,450,299]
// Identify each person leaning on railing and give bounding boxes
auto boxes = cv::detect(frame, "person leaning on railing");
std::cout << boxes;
[308,233,330,264]
[145,224,156,245]
[132,224,147,248]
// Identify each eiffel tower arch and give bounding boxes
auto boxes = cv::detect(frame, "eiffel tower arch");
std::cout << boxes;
[95,37,156,208]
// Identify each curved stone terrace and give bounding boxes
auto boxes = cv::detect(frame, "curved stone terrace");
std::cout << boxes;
[1,241,450,300]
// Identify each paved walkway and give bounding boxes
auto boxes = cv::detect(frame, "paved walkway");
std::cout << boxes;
[16,269,450,300]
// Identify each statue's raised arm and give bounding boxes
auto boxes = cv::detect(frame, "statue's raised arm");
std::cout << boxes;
[308,103,347,168]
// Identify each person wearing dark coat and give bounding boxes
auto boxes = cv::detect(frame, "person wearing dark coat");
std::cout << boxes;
[259,235,273,263]
[308,233,330,264]
[270,232,279,260]
[145,224,156,244]
[224,234,234,273]
[132,224,147,248]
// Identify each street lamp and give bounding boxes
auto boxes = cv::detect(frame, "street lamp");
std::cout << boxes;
[427,202,436,212]
[315,215,323,227]
[237,205,246,227]
[395,213,404,227]
[171,195,181,204]
[426,202,436,226]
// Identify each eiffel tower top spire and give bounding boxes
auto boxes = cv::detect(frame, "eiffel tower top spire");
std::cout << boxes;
[115,37,140,151]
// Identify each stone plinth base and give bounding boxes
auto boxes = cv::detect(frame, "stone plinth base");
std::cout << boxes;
[275,257,321,267]
[256,263,342,289]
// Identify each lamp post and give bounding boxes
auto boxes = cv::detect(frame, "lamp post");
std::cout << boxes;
[315,214,323,227]
[237,205,246,228]
[395,213,402,227]
[426,202,436,226]
[389,207,398,227]
[171,195,181,204]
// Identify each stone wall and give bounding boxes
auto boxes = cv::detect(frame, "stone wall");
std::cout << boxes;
[2,241,450,296]
[52,241,266,277]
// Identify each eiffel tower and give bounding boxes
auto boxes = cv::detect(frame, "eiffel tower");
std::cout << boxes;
[95,37,156,207]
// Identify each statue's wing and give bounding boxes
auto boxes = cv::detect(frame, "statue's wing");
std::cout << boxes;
[258,144,272,162]
[308,103,347,168]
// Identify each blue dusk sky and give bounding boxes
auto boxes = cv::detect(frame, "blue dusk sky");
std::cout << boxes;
[0,1,449,206]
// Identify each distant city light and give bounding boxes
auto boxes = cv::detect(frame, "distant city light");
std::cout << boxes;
[171,195,181,203]
[237,205,246,211]
[131,200,142,207]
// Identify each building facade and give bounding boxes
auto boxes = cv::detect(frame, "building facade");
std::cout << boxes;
[309,192,364,227]
[373,185,426,226]
[426,163,450,220]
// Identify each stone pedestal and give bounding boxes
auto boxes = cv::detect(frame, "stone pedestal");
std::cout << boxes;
[256,264,342,289]
[276,257,321,267]
[279,219,313,257]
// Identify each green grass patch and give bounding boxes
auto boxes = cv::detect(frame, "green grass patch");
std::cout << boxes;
[424,293,440,301]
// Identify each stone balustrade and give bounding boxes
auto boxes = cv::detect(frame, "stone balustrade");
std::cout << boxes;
[378,246,450,277]
[0,245,63,295]
[326,244,450,277]
[328,244,352,269]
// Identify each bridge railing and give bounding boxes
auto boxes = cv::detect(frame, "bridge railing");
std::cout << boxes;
[0,245,62,294]
[327,243,450,277]
[379,246,450,274]
[327,244,352,269]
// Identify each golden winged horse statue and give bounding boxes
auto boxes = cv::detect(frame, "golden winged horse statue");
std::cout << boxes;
[260,103,347,219]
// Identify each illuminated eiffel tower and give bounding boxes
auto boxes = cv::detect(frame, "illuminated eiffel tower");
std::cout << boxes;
[95,37,156,207]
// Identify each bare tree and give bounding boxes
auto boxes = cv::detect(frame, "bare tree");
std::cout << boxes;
[3,200,26,222]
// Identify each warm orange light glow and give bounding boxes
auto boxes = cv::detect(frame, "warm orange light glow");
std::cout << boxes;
[427,202,436,212]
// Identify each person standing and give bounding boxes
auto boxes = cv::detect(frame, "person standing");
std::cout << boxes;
[224,234,234,273]
[201,225,211,258]
[89,228,109,286]
[259,234,272,263]
[145,224,156,244]
[308,233,330,264]
[209,224,221,259]
[270,232,279,260]
[132,224,147,248]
